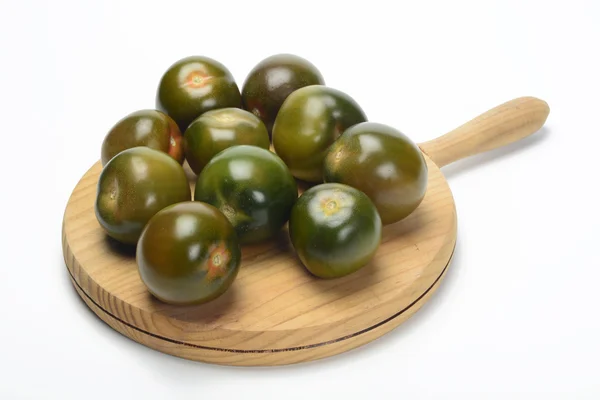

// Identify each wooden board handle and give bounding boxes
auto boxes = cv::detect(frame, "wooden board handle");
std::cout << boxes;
[418,97,550,167]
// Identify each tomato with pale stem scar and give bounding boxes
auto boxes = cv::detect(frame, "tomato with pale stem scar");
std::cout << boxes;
[136,201,241,305]
[156,56,242,132]
[289,183,382,279]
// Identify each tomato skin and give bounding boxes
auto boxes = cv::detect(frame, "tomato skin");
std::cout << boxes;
[289,183,382,279]
[193,145,298,244]
[156,56,242,131]
[137,201,241,305]
[241,54,325,135]
[324,122,428,225]
[101,109,183,166]
[95,147,191,245]
[272,85,367,182]
[183,108,270,175]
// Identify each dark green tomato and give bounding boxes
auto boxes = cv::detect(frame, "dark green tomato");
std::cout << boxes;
[136,201,241,305]
[194,145,298,244]
[156,56,242,131]
[101,109,183,166]
[289,183,382,279]
[183,108,270,175]
[241,54,325,135]
[324,122,428,225]
[95,147,191,244]
[272,85,367,182]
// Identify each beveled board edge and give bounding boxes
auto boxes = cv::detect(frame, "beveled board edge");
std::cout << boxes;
[65,245,454,366]
[63,219,456,365]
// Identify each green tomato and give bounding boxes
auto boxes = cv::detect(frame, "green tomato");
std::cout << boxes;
[156,56,242,131]
[95,147,191,244]
[272,85,367,182]
[101,109,183,166]
[137,201,241,305]
[241,54,325,135]
[289,183,382,279]
[324,122,428,225]
[183,108,270,175]
[194,145,298,244]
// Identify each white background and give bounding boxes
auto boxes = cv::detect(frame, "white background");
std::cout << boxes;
[1,0,599,398]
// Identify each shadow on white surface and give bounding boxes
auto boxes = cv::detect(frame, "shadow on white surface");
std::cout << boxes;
[441,126,550,179]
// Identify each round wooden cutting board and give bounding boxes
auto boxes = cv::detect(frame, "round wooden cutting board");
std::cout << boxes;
[62,97,549,366]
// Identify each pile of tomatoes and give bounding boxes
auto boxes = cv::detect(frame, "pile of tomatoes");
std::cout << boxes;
[95,54,428,306]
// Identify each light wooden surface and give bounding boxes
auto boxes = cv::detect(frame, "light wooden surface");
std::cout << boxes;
[62,97,549,366]
[419,97,550,167]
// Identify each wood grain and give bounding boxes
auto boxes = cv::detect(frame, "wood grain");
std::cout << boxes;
[62,156,456,366]
[62,96,548,366]
[419,97,550,167]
